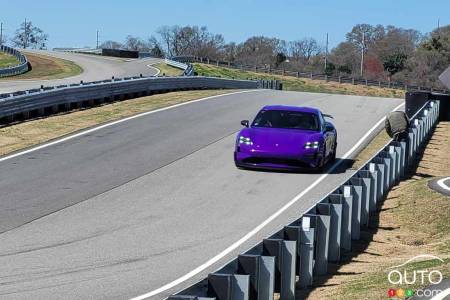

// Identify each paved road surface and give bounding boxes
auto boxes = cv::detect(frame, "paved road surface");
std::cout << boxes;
[0,50,161,93]
[0,90,402,299]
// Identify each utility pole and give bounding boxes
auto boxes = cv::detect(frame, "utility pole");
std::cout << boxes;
[24,18,28,49]
[360,31,365,77]
[324,32,328,71]
[0,22,3,45]
[437,18,441,38]
[96,30,99,49]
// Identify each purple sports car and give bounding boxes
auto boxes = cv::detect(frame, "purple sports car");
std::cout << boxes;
[234,105,337,171]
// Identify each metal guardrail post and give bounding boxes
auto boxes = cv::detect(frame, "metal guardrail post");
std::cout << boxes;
[371,158,386,200]
[237,255,275,300]
[386,146,398,185]
[304,213,330,276]
[390,145,401,183]
[262,239,296,300]
[208,273,250,300]
[325,194,344,262]
[338,186,353,251]
[407,128,415,167]
[418,118,425,145]
[346,182,362,240]
[284,219,314,288]
[360,167,377,213]
[351,176,369,227]
[391,141,406,178]
[378,151,393,189]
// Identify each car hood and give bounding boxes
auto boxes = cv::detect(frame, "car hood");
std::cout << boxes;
[239,127,323,155]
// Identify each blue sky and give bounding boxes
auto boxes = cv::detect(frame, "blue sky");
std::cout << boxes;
[1,0,449,49]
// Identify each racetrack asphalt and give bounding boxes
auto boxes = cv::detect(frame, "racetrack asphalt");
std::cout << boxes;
[0,89,403,299]
[0,50,162,93]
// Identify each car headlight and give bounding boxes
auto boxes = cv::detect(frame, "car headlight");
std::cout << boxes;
[304,141,319,149]
[239,136,253,145]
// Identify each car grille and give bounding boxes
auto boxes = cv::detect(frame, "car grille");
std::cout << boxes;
[242,157,312,167]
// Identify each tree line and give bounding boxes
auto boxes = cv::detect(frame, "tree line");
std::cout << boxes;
[101,23,449,89]
[1,20,448,88]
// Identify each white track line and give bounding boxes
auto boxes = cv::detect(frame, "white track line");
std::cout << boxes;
[437,177,450,191]
[130,101,405,300]
[0,90,264,163]
[146,63,161,77]
[431,288,450,300]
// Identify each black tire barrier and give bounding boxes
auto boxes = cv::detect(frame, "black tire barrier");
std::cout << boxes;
[385,111,409,138]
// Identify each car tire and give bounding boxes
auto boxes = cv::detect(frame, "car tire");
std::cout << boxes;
[330,143,337,162]
[314,149,327,172]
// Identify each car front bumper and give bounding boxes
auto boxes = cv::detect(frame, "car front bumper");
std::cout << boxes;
[234,151,322,170]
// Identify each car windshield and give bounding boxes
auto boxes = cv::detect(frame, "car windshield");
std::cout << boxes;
[252,110,320,131]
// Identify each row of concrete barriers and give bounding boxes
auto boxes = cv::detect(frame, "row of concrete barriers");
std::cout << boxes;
[0,45,30,77]
[168,100,440,300]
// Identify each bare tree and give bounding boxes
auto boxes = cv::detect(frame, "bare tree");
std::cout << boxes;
[99,40,123,49]
[124,35,148,51]
[11,20,48,49]
[155,25,225,58]
[147,35,164,57]
[236,36,283,66]
[222,42,238,62]
[289,38,321,62]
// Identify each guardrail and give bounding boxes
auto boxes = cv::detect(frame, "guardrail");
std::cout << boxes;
[165,58,194,76]
[0,75,280,124]
[168,98,441,299]
[53,47,102,55]
[0,45,30,77]
[173,56,448,94]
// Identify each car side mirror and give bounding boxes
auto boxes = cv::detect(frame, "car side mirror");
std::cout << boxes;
[325,123,334,132]
[241,120,249,127]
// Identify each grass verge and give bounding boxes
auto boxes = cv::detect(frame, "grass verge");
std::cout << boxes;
[0,89,238,157]
[154,63,184,76]
[0,52,82,80]
[194,63,405,98]
[0,52,20,68]
[301,122,450,299]
[350,129,391,169]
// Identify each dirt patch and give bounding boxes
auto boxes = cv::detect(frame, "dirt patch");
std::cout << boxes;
[0,52,82,80]
[0,89,239,157]
[299,122,450,299]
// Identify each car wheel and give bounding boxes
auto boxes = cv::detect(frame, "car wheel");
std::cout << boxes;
[314,148,327,172]
[330,143,337,162]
